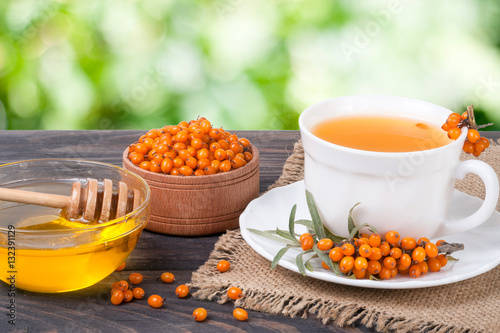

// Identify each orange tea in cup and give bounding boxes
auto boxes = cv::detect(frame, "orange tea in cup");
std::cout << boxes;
[312,115,451,153]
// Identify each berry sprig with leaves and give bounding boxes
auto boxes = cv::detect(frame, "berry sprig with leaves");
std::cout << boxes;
[248,191,464,280]
[442,105,492,157]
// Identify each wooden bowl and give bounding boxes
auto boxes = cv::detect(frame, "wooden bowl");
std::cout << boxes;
[123,147,259,236]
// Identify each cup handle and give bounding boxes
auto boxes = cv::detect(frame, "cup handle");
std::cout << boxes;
[438,160,499,237]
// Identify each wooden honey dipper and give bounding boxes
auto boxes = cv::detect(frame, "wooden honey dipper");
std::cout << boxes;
[0,179,141,222]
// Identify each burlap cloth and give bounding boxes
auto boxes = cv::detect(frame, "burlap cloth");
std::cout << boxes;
[191,139,500,333]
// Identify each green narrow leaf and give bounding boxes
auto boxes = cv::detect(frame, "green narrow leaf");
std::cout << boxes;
[295,250,313,276]
[304,254,319,272]
[271,246,291,269]
[348,223,372,239]
[275,227,297,242]
[312,245,340,275]
[447,255,459,262]
[368,274,380,281]
[324,226,346,243]
[294,219,314,229]
[288,204,300,245]
[305,190,326,240]
[247,228,297,246]
[347,202,362,237]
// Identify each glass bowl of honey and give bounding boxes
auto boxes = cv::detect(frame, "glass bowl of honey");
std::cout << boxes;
[0,159,151,293]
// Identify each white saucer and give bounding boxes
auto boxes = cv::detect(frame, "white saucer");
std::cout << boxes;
[240,181,500,289]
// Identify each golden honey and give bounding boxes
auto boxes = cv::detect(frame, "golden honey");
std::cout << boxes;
[0,183,145,293]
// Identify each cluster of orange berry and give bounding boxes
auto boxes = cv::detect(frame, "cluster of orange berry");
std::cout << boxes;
[442,111,490,157]
[127,117,253,176]
[110,260,249,322]
[301,231,450,280]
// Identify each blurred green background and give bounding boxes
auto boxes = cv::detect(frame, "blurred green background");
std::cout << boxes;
[0,0,499,131]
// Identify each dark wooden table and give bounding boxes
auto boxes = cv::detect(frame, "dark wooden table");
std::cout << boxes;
[0,130,498,333]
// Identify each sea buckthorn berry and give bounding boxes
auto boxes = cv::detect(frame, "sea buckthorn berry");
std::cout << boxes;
[130,153,144,165]
[339,256,354,273]
[368,233,381,247]
[299,233,311,242]
[117,280,129,291]
[409,265,421,278]
[356,238,369,246]
[300,235,314,251]
[148,295,165,308]
[239,138,251,148]
[197,158,211,170]
[193,308,208,322]
[417,261,429,275]
[160,272,175,283]
[194,169,205,176]
[123,289,134,302]
[400,237,417,250]
[116,261,126,272]
[427,258,442,272]
[358,244,373,258]
[412,246,426,262]
[368,247,383,261]
[185,156,198,169]
[209,128,221,139]
[209,142,221,152]
[329,247,344,262]
[379,242,391,256]
[390,267,398,278]
[134,143,149,155]
[398,267,409,274]
[448,127,462,140]
[467,129,480,143]
[425,243,439,258]
[190,138,204,149]
[196,148,209,160]
[341,243,355,256]
[477,137,490,149]
[317,238,334,251]
[225,149,235,160]
[446,113,462,126]
[133,287,145,299]
[128,273,144,285]
[218,139,230,150]
[389,247,402,259]
[436,239,446,246]
[204,166,217,175]
[360,233,370,239]
[179,165,194,176]
[352,268,366,279]
[474,140,487,152]
[214,149,227,161]
[378,267,391,280]
[170,167,180,176]
[436,254,448,267]
[243,151,253,162]
[441,123,450,131]
[417,237,430,246]
[227,287,244,300]
[398,254,412,268]
[233,308,248,321]
[230,142,244,154]
[354,257,368,272]
[367,260,382,275]
[176,285,190,298]
[111,289,124,305]
[385,231,400,245]
[472,150,482,157]
[227,134,238,143]
[230,156,247,169]
[217,260,230,272]
[461,111,468,119]
[200,120,212,133]
[321,261,331,270]
[220,160,232,172]
[383,256,396,269]
[173,157,185,168]
[140,161,151,170]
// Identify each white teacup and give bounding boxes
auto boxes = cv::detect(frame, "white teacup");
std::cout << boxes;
[299,95,499,239]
